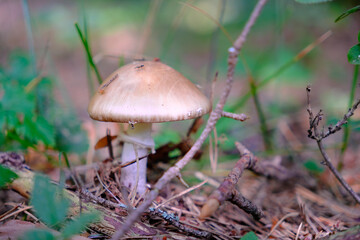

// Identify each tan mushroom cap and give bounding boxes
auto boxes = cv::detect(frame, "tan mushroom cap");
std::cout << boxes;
[88,61,211,123]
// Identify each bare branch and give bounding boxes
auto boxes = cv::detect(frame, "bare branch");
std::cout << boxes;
[221,111,249,121]
[323,99,360,138]
[199,147,264,220]
[306,86,360,204]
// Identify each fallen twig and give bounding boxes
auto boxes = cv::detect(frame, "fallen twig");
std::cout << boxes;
[110,1,268,238]
[221,111,249,121]
[306,86,360,204]
[200,141,295,220]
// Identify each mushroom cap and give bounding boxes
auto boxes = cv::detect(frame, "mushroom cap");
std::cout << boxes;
[88,61,211,123]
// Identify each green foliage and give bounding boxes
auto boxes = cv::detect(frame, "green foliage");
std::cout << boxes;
[335,5,360,22]
[30,174,70,228]
[347,31,360,65]
[348,43,360,65]
[0,53,88,153]
[24,174,99,240]
[241,231,259,240]
[0,165,18,188]
[303,159,324,174]
[61,212,98,239]
[294,0,332,4]
[153,128,181,148]
[19,229,56,240]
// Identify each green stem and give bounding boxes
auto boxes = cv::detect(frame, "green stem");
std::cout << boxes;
[75,23,102,85]
[229,57,298,112]
[339,64,359,168]
[249,77,273,152]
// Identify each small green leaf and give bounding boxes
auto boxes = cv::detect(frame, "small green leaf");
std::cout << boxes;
[295,0,332,4]
[19,229,55,240]
[61,212,99,239]
[304,160,324,174]
[358,31,360,43]
[241,231,259,240]
[31,174,69,228]
[348,44,360,65]
[0,165,18,188]
[335,5,360,22]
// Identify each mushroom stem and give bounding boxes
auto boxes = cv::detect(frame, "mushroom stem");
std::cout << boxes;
[120,123,154,194]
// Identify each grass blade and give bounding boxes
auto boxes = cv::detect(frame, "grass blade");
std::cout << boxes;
[75,23,102,85]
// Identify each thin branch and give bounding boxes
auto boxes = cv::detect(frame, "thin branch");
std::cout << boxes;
[306,86,360,204]
[110,0,268,238]
[221,111,249,121]
[322,99,360,138]
[230,189,264,220]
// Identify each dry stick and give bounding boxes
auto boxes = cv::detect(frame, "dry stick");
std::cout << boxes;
[199,142,265,220]
[306,86,360,204]
[221,111,248,121]
[200,141,295,220]
[236,142,293,181]
[110,1,268,239]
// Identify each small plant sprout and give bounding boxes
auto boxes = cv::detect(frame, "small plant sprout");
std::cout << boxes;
[88,59,210,194]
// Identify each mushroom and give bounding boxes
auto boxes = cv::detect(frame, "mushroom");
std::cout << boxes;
[88,60,210,194]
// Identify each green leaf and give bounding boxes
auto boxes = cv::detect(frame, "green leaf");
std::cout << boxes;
[61,212,99,239]
[295,0,332,4]
[335,5,360,23]
[241,231,259,240]
[358,31,360,43]
[31,174,69,228]
[20,116,55,147]
[2,84,35,116]
[19,229,55,240]
[348,44,360,65]
[303,160,324,174]
[0,165,18,188]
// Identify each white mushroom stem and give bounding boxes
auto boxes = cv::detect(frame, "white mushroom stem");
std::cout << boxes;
[120,123,154,194]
